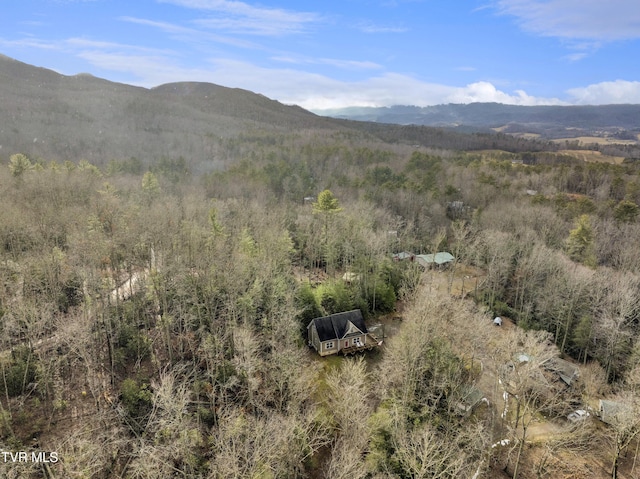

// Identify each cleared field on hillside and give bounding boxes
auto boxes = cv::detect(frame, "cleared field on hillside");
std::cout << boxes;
[553,136,638,146]
[559,149,626,164]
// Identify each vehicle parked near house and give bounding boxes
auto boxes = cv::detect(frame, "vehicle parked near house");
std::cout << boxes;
[567,409,590,423]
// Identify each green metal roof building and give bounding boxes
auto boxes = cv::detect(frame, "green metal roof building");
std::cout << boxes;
[416,252,455,267]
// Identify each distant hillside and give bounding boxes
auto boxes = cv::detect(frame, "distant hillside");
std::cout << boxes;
[3,54,635,167]
[317,103,640,139]
[0,54,337,166]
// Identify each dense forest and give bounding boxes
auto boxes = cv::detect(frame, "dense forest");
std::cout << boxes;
[2,119,640,479]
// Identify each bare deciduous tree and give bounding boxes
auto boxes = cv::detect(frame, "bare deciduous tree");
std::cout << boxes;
[495,328,561,479]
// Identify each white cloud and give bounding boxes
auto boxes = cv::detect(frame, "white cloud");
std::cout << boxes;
[0,38,59,50]
[567,80,640,104]
[66,37,173,54]
[120,16,260,49]
[563,52,588,62]
[193,17,306,36]
[444,81,564,106]
[356,22,408,34]
[495,0,640,40]
[20,21,47,27]
[76,52,173,78]
[271,55,382,71]
[319,59,382,70]
[158,0,321,35]
[66,39,184,81]
[73,49,218,85]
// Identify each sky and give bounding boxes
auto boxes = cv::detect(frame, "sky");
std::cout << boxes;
[2,0,640,111]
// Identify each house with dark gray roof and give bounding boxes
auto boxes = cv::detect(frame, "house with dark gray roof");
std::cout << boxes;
[307,309,379,356]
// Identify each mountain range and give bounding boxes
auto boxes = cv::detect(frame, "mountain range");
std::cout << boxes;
[315,103,640,139]
[0,54,336,166]
[1,53,639,167]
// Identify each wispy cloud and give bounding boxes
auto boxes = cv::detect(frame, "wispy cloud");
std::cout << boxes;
[120,16,260,49]
[563,52,588,62]
[76,51,173,76]
[271,55,382,71]
[381,0,426,7]
[51,0,99,3]
[64,38,230,85]
[0,35,196,84]
[357,22,408,34]
[494,0,640,41]
[0,37,60,51]
[20,21,47,27]
[158,0,322,36]
[193,17,305,36]
[66,37,173,54]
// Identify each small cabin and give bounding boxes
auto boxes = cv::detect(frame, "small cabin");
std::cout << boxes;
[542,357,580,387]
[598,399,628,426]
[307,310,378,356]
[416,252,455,269]
[455,386,486,416]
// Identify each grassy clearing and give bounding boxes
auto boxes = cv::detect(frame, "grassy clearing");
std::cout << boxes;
[557,149,625,164]
[553,136,638,146]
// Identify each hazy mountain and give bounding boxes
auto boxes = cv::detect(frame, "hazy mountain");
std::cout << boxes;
[0,54,337,166]
[316,103,640,139]
[3,54,637,168]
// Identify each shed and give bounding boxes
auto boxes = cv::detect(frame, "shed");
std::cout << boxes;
[455,386,486,416]
[342,272,360,283]
[307,310,378,356]
[542,357,580,386]
[415,252,455,268]
[392,251,414,261]
[598,400,629,426]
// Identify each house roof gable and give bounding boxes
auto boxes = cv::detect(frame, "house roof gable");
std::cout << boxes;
[309,310,367,342]
[599,399,629,424]
[542,357,580,385]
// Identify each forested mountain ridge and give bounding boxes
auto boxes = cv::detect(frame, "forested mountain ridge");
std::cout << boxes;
[317,103,640,140]
[0,54,338,165]
[3,53,630,168]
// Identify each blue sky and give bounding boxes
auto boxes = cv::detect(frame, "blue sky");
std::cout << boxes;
[2,0,640,110]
